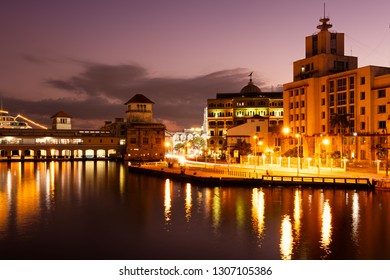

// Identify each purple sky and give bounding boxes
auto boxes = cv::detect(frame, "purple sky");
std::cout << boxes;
[1,0,389,131]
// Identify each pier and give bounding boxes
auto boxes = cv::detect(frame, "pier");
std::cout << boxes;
[128,163,375,190]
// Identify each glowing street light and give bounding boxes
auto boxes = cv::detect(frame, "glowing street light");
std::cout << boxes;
[322,138,329,167]
[253,135,258,171]
[258,141,264,164]
[283,127,301,176]
[295,133,301,176]
[165,141,171,154]
[318,138,329,175]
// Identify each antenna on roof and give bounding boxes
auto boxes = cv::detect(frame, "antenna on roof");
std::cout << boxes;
[323,2,326,18]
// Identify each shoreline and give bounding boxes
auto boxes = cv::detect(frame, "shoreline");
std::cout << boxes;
[128,165,375,190]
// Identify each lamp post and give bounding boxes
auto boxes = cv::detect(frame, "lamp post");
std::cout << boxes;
[295,133,300,176]
[253,135,257,172]
[318,138,329,175]
[383,128,388,176]
[165,141,171,155]
[353,132,358,160]
[258,141,263,165]
[283,127,301,176]
[283,127,291,169]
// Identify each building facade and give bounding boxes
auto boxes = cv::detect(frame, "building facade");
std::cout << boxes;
[283,16,390,165]
[226,116,270,163]
[123,94,166,161]
[0,94,166,162]
[207,76,283,157]
[51,111,72,130]
[0,124,125,160]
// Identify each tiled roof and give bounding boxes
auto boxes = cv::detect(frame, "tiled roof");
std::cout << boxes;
[51,111,72,118]
[124,94,154,105]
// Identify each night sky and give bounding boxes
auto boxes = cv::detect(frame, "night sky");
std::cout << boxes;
[1,0,389,130]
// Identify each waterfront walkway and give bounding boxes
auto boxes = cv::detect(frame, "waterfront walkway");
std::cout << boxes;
[129,160,388,189]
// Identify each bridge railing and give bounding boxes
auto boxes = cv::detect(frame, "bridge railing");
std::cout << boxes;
[262,175,371,186]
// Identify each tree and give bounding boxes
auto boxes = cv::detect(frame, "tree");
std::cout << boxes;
[174,143,185,154]
[330,113,350,158]
[188,136,206,152]
[230,140,252,159]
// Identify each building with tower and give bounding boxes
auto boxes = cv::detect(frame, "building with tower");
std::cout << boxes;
[51,111,72,130]
[283,15,390,166]
[123,94,166,161]
[207,75,283,158]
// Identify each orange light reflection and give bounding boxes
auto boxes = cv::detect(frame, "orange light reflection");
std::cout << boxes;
[280,215,293,260]
[185,183,192,222]
[251,188,265,239]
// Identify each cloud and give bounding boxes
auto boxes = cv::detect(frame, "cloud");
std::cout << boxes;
[21,54,47,64]
[4,62,265,131]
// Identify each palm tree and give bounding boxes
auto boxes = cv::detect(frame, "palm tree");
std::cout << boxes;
[330,113,350,158]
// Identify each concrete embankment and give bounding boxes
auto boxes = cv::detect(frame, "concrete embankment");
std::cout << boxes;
[128,165,375,190]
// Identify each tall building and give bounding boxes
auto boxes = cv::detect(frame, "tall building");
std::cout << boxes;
[207,76,283,156]
[283,16,390,163]
[123,94,166,161]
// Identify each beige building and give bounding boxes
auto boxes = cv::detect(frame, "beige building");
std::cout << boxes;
[123,94,166,161]
[207,76,283,157]
[226,116,270,163]
[51,111,72,130]
[283,16,390,165]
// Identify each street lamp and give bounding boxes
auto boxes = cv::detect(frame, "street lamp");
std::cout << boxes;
[352,132,358,160]
[382,128,388,176]
[295,133,301,176]
[318,137,329,175]
[253,135,258,171]
[165,141,171,155]
[258,141,263,165]
[282,127,290,153]
[282,127,291,168]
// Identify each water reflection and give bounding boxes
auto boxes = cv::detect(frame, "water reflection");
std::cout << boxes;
[0,184,8,241]
[164,179,172,227]
[293,189,302,237]
[212,188,222,233]
[351,192,360,245]
[185,183,192,222]
[0,162,389,260]
[320,199,332,258]
[280,215,293,260]
[251,188,265,240]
